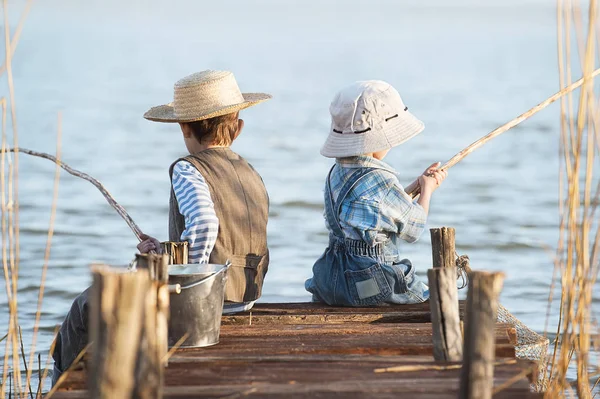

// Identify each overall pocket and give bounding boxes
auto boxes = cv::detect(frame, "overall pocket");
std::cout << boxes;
[344,263,392,306]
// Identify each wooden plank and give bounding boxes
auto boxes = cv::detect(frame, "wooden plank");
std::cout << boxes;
[51,390,545,399]
[217,322,515,345]
[58,321,518,392]
[53,301,531,399]
[53,359,538,396]
[171,323,515,359]
[222,302,459,325]
[73,322,517,368]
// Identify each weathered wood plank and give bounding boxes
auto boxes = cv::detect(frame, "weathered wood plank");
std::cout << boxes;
[51,390,545,399]
[74,322,517,372]
[222,301,465,325]
[53,299,532,399]
[216,323,515,344]
[170,323,516,359]
[53,358,537,394]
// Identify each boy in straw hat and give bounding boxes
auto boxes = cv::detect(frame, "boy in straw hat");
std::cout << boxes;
[138,70,271,313]
[52,70,270,385]
[305,80,447,306]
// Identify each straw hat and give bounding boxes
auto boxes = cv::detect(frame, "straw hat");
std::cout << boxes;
[144,70,271,123]
[321,80,424,158]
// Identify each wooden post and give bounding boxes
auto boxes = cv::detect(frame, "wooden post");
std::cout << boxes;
[135,282,164,399]
[161,241,189,265]
[430,227,455,269]
[459,271,505,399]
[427,267,462,362]
[89,265,152,399]
[135,252,170,371]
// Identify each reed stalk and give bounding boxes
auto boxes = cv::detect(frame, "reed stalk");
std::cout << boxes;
[545,0,600,397]
[23,114,62,398]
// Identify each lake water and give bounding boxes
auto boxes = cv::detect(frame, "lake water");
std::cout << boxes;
[1,0,596,387]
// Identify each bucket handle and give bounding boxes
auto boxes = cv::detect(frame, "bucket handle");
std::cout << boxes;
[169,260,231,294]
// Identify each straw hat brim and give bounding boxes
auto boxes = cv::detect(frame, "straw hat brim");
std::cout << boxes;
[144,93,272,123]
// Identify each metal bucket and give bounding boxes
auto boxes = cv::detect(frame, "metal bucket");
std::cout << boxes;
[167,262,229,348]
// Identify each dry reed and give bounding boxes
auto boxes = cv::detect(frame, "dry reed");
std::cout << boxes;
[23,114,62,397]
[545,0,600,398]
[0,1,59,397]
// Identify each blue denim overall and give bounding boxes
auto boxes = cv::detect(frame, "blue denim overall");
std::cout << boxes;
[305,167,429,306]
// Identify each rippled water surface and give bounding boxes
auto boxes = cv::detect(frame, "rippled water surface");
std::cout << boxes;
[1,0,596,380]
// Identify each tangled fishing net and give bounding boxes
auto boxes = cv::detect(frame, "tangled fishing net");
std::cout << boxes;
[497,304,549,392]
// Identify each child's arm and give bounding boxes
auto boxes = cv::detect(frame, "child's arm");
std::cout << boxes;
[404,162,443,197]
[383,163,447,243]
[172,161,219,264]
[415,163,447,214]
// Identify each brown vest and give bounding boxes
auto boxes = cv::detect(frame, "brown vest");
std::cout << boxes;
[169,147,269,303]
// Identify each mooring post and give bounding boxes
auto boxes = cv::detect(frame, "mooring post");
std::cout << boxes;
[430,227,456,269]
[135,253,170,371]
[161,241,189,265]
[459,271,505,399]
[89,265,153,399]
[428,227,462,361]
[427,266,462,362]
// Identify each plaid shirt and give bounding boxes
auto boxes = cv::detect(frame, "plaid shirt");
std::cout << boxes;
[327,156,427,246]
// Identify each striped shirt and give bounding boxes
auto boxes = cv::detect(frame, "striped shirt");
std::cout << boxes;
[171,160,219,264]
[328,156,427,245]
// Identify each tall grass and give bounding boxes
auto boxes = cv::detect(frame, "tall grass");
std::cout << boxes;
[545,0,600,397]
[0,1,61,397]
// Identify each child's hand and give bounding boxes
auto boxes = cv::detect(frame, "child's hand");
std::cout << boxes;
[137,234,163,254]
[418,162,448,193]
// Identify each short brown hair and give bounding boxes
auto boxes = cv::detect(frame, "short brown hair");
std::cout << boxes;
[187,112,239,146]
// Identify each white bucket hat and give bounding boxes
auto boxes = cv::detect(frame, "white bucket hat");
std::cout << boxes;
[321,80,424,158]
[144,70,271,123]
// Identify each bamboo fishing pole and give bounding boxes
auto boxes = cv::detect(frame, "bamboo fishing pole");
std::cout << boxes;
[407,67,600,198]
[0,147,144,241]
[3,67,600,237]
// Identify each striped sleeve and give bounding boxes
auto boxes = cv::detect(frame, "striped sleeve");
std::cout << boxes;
[171,161,219,264]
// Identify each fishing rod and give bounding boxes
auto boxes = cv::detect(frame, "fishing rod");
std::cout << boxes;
[2,67,599,238]
[0,147,144,241]
[407,67,600,198]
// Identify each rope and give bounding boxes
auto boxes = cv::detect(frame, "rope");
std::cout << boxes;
[455,252,471,289]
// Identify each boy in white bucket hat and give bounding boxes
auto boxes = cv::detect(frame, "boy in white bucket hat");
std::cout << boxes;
[305,80,447,306]
[52,71,271,386]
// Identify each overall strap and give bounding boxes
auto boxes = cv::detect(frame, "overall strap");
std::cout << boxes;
[325,165,379,238]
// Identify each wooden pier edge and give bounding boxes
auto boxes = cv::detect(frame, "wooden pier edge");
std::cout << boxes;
[55,298,541,399]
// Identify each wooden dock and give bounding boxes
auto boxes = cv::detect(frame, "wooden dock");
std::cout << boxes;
[51,301,541,398]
